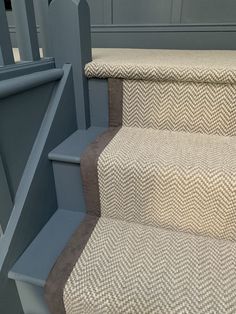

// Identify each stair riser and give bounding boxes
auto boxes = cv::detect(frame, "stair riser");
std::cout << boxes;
[16,281,49,314]
[122,79,236,136]
[53,161,86,212]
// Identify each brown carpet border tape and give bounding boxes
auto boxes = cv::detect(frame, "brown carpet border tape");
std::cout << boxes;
[108,78,123,127]
[80,127,121,216]
[44,215,99,314]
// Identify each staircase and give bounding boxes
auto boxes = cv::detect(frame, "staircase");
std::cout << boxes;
[10,49,236,313]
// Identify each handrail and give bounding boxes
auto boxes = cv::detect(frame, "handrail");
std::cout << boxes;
[0,69,63,99]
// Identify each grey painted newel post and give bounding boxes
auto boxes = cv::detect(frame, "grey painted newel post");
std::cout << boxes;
[0,0,14,66]
[11,0,40,61]
[49,0,92,129]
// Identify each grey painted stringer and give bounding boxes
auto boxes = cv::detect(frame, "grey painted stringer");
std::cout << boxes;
[49,0,92,128]
[0,64,77,314]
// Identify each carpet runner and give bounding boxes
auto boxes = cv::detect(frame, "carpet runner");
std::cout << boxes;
[45,49,236,313]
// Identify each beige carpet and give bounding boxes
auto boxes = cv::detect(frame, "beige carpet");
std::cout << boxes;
[64,217,236,314]
[122,79,236,135]
[98,127,236,241]
[85,48,236,84]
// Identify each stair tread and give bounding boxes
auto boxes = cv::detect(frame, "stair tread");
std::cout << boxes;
[8,209,85,287]
[85,48,236,83]
[98,127,236,240]
[63,216,236,313]
[48,127,106,164]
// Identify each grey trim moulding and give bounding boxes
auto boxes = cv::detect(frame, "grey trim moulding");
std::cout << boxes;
[91,23,236,33]
[0,69,63,99]
[91,23,236,49]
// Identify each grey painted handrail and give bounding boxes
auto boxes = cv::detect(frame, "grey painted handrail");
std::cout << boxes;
[0,69,63,99]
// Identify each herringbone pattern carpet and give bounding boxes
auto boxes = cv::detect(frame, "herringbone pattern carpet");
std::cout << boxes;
[98,127,236,240]
[123,80,236,136]
[85,49,236,84]
[64,217,236,314]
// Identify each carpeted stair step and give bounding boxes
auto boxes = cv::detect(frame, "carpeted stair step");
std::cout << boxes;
[86,126,236,241]
[47,216,236,314]
[86,49,236,136]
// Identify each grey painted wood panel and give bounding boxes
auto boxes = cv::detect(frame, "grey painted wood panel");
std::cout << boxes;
[0,82,55,197]
[181,0,236,24]
[88,0,112,24]
[92,25,236,50]
[49,127,106,212]
[16,281,49,314]
[9,210,85,287]
[171,0,183,24]
[53,162,86,212]
[89,79,109,127]
[113,0,173,24]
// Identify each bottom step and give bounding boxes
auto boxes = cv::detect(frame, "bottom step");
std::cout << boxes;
[9,209,85,314]
[48,216,236,314]
[9,211,236,314]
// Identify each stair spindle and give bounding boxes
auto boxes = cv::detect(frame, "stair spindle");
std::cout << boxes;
[0,0,14,66]
[11,0,40,61]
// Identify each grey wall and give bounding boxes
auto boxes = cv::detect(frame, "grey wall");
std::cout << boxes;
[7,0,236,49]
[87,0,236,49]
[87,0,236,25]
